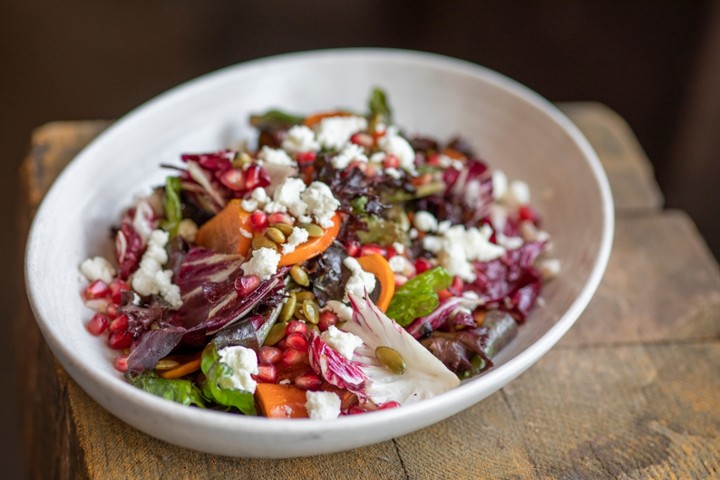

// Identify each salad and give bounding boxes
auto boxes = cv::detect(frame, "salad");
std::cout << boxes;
[79,88,559,419]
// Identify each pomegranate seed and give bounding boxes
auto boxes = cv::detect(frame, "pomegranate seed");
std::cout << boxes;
[235,275,260,296]
[426,153,441,166]
[86,313,109,336]
[106,304,119,318]
[318,311,338,332]
[281,348,308,368]
[286,320,308,337]
[267,212,293,226]
[350,132,373,148]
[254,364,278,383]
[385,246,397,259]
[109,314,129,333]
[258,346,282,365]
[294,370,322,391]
[437,288,452,301]
[378,401,401,410]
[383,154,400,169]
[360,244,385,257]
[286,333,309,352]
[219,168,245,191]
[114,355,129,373]
[244,164,271,190]
[449,276,464,295]
[365,164,378,177]
[347,405,366,415]
[414,258,432,274]
[345,240,361,257]
[108,331,133,350]
[83,280,110,300]
[109,279,130,305]
[249,210,268,230]
[276,339,287,350]
[394,274,408,287]
[296,151,317,165]
[518,205,540,225]
[347,160,367,173]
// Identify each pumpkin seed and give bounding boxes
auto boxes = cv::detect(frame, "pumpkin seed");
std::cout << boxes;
[154,359,180,371]
[264,322,288,346]
[298,223,324,237]
[375,346,407,375]
[271,223,294,236]
[252,235,278,251]
[294,290,315,302]
[279,293,297,323]
[290,265,310,286]
[302,299,320,324]
[266,227,286,244]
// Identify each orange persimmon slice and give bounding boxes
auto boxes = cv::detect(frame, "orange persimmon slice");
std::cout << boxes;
[195,199,253,256]
[256,383,309,419]
[302,110,353,128]
[278,213,341,266]
[356,253,396,312]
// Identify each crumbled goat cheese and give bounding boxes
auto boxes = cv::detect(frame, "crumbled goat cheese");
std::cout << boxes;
[131,229,182,309]
[489,204,508,234]
[281,125,319,154]
[273,177,307,218]
[316,116,368,150]
[464,179,487,210]
[343,257,377,301]
[241,247,280,280]
[369,151,386,163]
[218,346,259,394]
[301,181,340,228]
[409,228,419,239]
[305,390,341,420]
[378,127,416,173]
[496,233,524,250]
[239,228,253,239]
[392,242,405,255]
[177,219,198,242]
[519,220,551,243]
[389,255,409,273]
[539,258,561,280]
[258,145,293,165]
[413,211,438,232]
[423,225,506,282]
[241,199,258,212]
[257,146,297,194]
[132,200,155,243]
[251,187,270,204]
[385,168,402,179]
[437,220,452,234]
[323,300,354,323]
[80,256,116,284]
[331,143,368,169]
[282,227,309,254]
[492,170,508,200]
[502,180,531,206]
[321,325,364,360]
[263,201,287,214]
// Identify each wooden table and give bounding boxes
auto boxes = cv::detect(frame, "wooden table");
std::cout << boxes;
[18,104,720,479]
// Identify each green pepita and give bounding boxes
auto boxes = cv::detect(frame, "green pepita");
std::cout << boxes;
[264,322,288,346]
[279,293,297,323]
[252,235,278,251]
[302,299,320,324]
[154,359,180,371]
[298,223,324,237]
[271,223,294,236]
[290,265,310,286]
[375,346,407,375]
[265,227,286,244]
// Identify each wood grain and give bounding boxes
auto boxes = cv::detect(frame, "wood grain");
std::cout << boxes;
[18,104,720,479]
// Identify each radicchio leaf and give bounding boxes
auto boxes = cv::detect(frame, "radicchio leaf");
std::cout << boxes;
[405,296,485,339]
[308,333,368,396]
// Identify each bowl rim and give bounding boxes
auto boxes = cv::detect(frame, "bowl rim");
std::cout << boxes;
[25,47,614,439]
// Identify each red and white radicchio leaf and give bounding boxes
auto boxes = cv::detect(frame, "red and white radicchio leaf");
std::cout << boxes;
[308,333,367,397]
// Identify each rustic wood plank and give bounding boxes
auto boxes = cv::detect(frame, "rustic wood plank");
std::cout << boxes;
[560,102,665,213]
[562,210,720,346]
[396,343,720,479]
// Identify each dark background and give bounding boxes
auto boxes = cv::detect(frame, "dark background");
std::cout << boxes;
[2,2,718,477]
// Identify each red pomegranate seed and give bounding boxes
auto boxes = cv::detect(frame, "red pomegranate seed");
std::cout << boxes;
[235,275,260,296]
[383,154,400,169]
[394,274,408,287]
[347,405,366,415]
[109,314,129,333]
[244,164,271,191]
[296,151,317,165]
[294,370,322,391]
[345,240,361,257]
[378,401,401,410]
[449,276,464,295]
[276,339,287,350]
[385,246,397,259]
[414,258,432,274]
[267,212,293,226]
[426,153,441,166]
[87,313,109,336]
[518,205,540,225]
[258,346,282,365]
[360,244,385,257]
[108,331,133,350]
[286,333,309,352]
[281,348,308,368]
[219,168,245,191]
[350,132,373,148]
[83,280,110,300]
[114,355,129,373]
[249,210,268,230]
[318,311,338,332]
[286,320,308,337]
[347,160,367,173]
[109,279,130,305]
[106,304,119,319]
[254,364,278,383]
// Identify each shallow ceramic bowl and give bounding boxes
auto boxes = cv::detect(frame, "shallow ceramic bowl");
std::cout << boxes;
[25,49,613,457]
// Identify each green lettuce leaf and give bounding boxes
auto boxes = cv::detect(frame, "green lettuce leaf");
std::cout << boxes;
[386,267,453,326]
[200,343,257,415]
[160,176,182,237]
[368,87,392,124]
[127,371,205,408]
[249,109,304,132]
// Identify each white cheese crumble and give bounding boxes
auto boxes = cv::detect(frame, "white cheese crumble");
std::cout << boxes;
[218,346,259,394]
[392,242,405,255]
[301,181,340,228]
[539,258,561,280]
[257,146,297,194]
[177,219,198,242]
[413,211,438,232]
[502,180,531,206]
[281,125,320,154]
[378,127,416,173]
[131,229,182,309]
[258,145,293,165]
[263,201,287,214]
[316,116,368,150]
[496,233,524,250]
[388,255,410,274]
[343,256,377,301]
[492,170,508,200]
[80,256,116,284]
[331,143,368,169]
[241,199,258,212]
[241,247,280,280]
[282,227,309,254]
[320,325,363,360]
[251,187,270,205]
[132,200,155,243]
[384,168,402,179]
[423,225,506,282]
[305,390,341,420]
[322,300,354,323]
[273,177,307,218]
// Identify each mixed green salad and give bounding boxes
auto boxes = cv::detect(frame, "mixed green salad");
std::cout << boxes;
[79,89,559,419]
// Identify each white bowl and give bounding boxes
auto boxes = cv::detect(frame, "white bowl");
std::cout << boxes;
[25,49,613,457]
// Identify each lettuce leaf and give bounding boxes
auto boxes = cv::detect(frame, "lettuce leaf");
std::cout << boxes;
[199,343,256,415]
[386,267,453,326]
[368,87,392,124]
[160,176,182,237]
[127,371,205,408]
